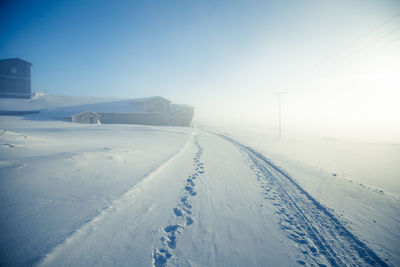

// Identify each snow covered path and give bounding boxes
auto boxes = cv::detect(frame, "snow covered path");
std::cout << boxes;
[32,131,300,266]
[33,130,388,266]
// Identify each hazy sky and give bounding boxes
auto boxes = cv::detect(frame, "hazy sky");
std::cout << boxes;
[1,0,399,138]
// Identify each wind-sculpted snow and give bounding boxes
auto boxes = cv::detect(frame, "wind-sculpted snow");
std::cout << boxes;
[34,132,193,267]
[153,135,204,267]
[216,133,388,267]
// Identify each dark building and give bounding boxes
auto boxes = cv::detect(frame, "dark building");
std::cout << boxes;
[0,58,32,99]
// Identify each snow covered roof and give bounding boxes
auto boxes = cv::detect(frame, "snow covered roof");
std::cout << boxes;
[129,96,171,104]
[0,94,193,120]
[0,94,116,112]
[170,103,194,112]
[36,96,176,120]
[52,96,175,115]
[171,103,193,109]
[0,94,174,113]
[61,100,145,114]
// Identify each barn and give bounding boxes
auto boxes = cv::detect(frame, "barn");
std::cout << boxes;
[0,58,32,99]
[66,96,194,127]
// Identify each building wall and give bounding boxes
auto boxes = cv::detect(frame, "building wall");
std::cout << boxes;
[100,113,170,125]
[0,77,31,98]
[99,107,193,127]
[0,59,31,99]
[169,107,195,127]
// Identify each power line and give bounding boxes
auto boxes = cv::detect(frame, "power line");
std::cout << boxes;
[286,10,400,88]
[322,24,400,72]
[309,11,400,73]
[269,11,400,135]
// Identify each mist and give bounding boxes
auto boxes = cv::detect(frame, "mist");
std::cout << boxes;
[1,0,399,142]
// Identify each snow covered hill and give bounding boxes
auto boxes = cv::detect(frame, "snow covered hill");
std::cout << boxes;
[0,116,398,266]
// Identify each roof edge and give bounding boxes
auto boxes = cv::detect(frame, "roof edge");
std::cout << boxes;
[71,110,101,118]
[129,96,171,103]
[0,58,33,65]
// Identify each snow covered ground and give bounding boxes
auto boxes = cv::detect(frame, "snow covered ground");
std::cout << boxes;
[0,115,399,266]
[0,116,191,266]
[203,123,400,266]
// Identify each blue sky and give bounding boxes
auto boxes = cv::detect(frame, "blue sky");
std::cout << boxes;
[1,0,399,137]
[1,0,280,97]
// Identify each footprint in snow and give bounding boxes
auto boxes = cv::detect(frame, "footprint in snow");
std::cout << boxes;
[180,196,192,209]
[185,186,197,196]
[186,216,194,225]
[153,136,204,266]
[153,249,172,267]
[187,178,195,186]
[173,208,183,216]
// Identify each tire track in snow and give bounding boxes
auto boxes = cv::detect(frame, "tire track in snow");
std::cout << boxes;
[153,135,204,267]
[216,133,388,267]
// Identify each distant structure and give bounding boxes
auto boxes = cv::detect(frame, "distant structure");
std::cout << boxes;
[71,110,101,124]
[68,96,194,127]
[0,58,32,99]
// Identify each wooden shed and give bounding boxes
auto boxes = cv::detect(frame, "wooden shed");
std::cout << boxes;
[71,110,101,124]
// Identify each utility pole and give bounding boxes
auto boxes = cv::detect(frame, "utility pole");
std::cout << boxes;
[272,92,286,139]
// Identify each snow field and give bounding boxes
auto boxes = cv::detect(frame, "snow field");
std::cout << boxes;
[0,117,192,266]
[0,115,397,266]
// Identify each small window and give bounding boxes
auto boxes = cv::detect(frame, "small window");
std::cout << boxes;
[11,67,17,74]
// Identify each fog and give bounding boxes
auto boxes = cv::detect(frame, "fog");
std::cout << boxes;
[189,5,400,142]
[1,0,399,141]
